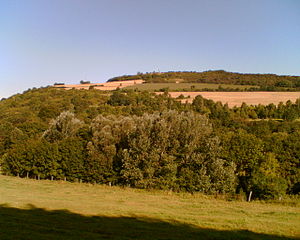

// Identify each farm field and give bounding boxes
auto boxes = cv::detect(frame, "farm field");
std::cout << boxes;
[160,92,300,107]
[0,175,299,240]
[123,82,256,91]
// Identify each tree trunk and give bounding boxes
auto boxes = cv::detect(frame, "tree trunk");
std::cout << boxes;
[247,191,253,202]
[26,172,29,178]
[51,176,53,181]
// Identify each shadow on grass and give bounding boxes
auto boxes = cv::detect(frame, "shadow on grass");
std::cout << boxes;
[0,204,295,240]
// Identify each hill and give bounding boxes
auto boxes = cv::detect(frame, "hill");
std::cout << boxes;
[0,87,300,201]
[0,175,299,240]
[108,70,300,90]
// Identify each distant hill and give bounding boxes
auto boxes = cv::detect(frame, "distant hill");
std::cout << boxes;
[108,70,300,90]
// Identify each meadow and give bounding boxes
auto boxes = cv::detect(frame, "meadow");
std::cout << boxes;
[123,82,255,91]
[0,175,299,240]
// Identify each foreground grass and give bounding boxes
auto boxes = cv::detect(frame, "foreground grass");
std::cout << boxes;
[124,83,256,91]
[0,176,299,239]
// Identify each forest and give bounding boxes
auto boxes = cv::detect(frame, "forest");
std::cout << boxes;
[0,87,299,200]
[108,70,300,91]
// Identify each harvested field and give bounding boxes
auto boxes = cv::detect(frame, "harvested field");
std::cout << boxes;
[53,80,145,91]
[160,92,300,107]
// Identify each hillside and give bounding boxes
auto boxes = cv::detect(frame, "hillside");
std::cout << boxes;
[0,175,299,240]
[108,70,300,90]
[0,87,300,201]
[123,82,257,92]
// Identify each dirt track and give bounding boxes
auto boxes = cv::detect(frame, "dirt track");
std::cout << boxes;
[160,92,300,107]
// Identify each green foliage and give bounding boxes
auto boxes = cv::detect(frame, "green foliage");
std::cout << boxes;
[221,131,264,195]
[42,111,83,142]
[88,111,236,193]
[251,153,287,199]
[107,92,133,106]
[2,139,60,179]
[192,95,210,114]
[38,105,61,120]
[58,137,87,181]
[87,114,135,183]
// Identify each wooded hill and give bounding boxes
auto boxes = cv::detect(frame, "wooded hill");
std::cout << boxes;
[0,87,299,200]
[108,70,300,90]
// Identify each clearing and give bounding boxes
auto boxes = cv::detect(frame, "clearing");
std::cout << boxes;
[0,175,299,239]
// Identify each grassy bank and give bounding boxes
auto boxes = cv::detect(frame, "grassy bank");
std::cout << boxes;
[0,175,299,239]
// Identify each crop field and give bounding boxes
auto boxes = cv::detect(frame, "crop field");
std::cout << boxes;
[160,92,300,107]
[0,175,299,240]
[123,83,255,91]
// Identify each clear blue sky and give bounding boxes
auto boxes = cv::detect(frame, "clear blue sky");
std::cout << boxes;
[1,0,299,98]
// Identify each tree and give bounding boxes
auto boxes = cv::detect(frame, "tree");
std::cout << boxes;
[222,131,264,197]
[43,111,83,142]
[118,111,235,192]
[87,115,135,183]
[192,96,210,114]
[86,111,236,193]
[107,92,132,106]
[250,153,287,199]
[59,137,87,181]
[2,139,60,180]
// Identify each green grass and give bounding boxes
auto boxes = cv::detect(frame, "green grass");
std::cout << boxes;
[123,83,257,91]
[0,175,299,239]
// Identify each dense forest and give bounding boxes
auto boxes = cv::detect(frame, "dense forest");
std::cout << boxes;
[108,70,300,91]
[0,87,299,200]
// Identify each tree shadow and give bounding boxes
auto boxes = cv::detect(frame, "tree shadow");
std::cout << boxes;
[0,204,295,240]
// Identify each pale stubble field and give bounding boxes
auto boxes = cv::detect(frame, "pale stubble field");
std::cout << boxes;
[160,92,300,107]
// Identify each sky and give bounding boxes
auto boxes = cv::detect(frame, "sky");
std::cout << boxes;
[0,0,300,98]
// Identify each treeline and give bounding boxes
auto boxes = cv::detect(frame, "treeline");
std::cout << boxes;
[191,95,300,123]
[108,70,300,90]
[0,88,299,200]
[3,111,235,194]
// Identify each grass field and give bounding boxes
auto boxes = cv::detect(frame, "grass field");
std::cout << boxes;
[0,175,299,240]
[123,83,255,91]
